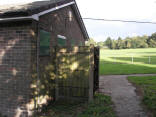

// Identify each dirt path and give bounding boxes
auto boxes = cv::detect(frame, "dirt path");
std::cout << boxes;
[99,74,156,117]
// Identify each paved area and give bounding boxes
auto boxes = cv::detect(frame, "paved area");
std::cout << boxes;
[99,74,156,117]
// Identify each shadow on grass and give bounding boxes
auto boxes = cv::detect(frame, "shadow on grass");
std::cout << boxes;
[36,99,85,117]
[35,93,116,117]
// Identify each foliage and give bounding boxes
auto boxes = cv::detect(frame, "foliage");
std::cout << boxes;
[107,35,150,49]
[100,48,156,75]
[86,32,156,49]
[128,76,156,116]
[35,93,116,117]
[32,46,92,110]
[97,41,105,48]
[148,39,156,48]
[77,93,116,117]
[95,32,156,49]
[85,38,97,46]
[116,37,123,49]
[105,37,112,49]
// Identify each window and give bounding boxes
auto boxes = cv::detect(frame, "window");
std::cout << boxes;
[57,35,67,46]
[39,30,51,56]
[71,40,75,46]
[80,42,83,46]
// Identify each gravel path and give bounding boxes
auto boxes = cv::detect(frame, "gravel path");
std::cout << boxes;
[99,74,156,117]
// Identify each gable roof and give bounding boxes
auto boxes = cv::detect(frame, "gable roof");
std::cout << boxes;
[0,0,72,18]
[0,0,89,39]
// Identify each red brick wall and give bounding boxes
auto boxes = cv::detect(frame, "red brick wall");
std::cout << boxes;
[0,5,87,117]
[37,6,87,102]
[39,6,85,46]
[37,6,87,106]
[0,21,34,117]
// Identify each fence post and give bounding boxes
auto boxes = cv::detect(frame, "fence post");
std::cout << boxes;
[114,57,116,64]
[94,47,100,92]
[132,55,133,64]
[89,45,94,102]
[149,56,151,64]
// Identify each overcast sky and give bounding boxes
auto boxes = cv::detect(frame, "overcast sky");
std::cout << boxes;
[1,0,156,42]
[76,0,156,42]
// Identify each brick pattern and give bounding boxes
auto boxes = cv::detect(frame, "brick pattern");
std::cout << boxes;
[37,6,86,103]
[0,5,87,117]
[0,22,33,117]
[39,6,85,46]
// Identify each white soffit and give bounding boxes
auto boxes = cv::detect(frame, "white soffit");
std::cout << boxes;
[0,1,75,21]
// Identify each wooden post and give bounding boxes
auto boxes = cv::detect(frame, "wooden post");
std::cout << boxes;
[89,45,94,102]
[114,57,117,64]
[149,56,151,64]
[132,55,133,64]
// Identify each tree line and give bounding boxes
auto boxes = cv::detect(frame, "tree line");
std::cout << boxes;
[86,32,156,49]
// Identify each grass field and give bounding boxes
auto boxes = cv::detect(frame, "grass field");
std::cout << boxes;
[100,48,156,75]
[128,76,156,116]
[35,93,116,117]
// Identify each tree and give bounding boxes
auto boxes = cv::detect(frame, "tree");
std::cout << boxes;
[147,33,156,48]
[124,37,132,49]
[116,37,123,49]
[97,41,104,48]
[149,32,156,42]
[105,37,112,49]
[148,39,156,48]
[85,38,97,46]
[131,39,137,48]
[111,40,116,49]
[85,32,156,49]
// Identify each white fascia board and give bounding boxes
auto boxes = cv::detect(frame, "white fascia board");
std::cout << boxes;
[0,16,36,21]
[0,14,38,21]
[0,1,75,21]
[38,1,75,17]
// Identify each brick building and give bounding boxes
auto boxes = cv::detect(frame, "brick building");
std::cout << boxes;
[0,0,89,116]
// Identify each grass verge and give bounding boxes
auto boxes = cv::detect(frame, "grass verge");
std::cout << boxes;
[35,93,116,117]
[128,76,156,116]
[100,48,156,75]
[100,62,156,75]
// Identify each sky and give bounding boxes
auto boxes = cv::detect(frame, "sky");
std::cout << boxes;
[1,0,156,42]
[76,0,156,42]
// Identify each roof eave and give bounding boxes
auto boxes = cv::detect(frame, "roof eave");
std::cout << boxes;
[71,3,89,40]
[0,0,89,41]
[0,15,38,22]
[0,1,75,22]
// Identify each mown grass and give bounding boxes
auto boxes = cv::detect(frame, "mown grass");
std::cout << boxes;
[128,76,156,116]
[100,48,156,75]
[35,93,116,117]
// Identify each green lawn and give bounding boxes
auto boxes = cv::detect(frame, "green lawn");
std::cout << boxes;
[100,48,156,75]
[128,76,156,116]
[35,93,116,117]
